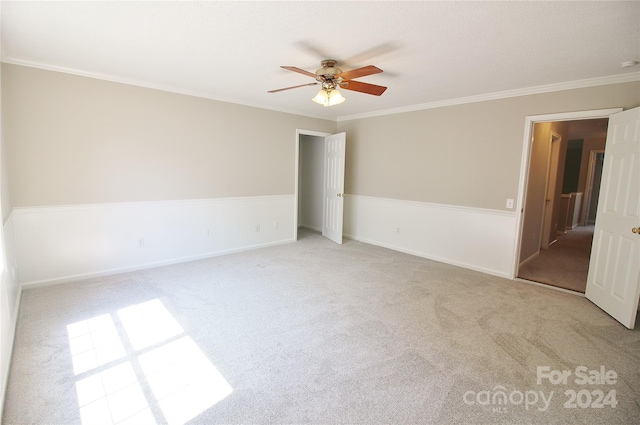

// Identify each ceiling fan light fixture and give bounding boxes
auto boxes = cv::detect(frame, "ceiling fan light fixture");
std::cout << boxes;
[312,88,345,107]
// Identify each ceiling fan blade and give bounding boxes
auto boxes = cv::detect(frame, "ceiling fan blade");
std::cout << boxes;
[341,80,387,96]
[281,66,319,79]
[338,65,383,81]
[268,82,319,93]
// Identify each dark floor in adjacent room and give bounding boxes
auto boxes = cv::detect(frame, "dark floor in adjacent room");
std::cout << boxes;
[518,225,593,293]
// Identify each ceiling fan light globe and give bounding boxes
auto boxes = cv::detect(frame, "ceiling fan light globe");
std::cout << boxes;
[312,89,329,105]
[327,89,345,106]
[312,88,345,107]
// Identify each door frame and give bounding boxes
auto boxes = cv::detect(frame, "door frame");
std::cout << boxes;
[512,108,622,279]
[541,131,562,248]
[294,129,331,241]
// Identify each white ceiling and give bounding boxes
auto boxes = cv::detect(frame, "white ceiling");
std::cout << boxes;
[2,1,639,121]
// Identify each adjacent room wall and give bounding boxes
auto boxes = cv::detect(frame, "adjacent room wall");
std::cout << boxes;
[578,137,606,224]
[548,122,570,247]
[520,122,554,263]
[579,137,607,194]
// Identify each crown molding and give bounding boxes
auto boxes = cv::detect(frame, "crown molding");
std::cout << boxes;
[336,72,640,122]
[1,57,334,122]
[3,57,638,124]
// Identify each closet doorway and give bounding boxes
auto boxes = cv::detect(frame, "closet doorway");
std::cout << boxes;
[297,133,327,235]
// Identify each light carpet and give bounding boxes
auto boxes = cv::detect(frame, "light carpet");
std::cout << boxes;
[3,229,639,424]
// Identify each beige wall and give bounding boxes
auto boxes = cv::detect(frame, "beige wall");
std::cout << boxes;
[3,63,639,218]
[548,122,569,245]
[337,82,640,211]
[519,121,569,263]
[1,64,336,208]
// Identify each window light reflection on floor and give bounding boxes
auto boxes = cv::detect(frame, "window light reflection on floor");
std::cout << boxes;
[67,299,233,425]
[75,362,155,425]
[138,336,233,424]
[117,299,184,351]
[67,314,126,375]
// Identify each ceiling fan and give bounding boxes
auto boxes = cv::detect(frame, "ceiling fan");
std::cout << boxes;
[268,59,387,106]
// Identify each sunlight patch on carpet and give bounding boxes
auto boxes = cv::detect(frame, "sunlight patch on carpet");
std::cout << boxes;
[67,299,233,424]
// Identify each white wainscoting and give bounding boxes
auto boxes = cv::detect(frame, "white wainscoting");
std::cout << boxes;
[1,213,21,418]
[13,195,296,287]
[344,195,518,279]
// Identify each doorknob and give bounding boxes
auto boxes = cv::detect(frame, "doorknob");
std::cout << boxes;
[336,193,344,198]
[633,227,640,234]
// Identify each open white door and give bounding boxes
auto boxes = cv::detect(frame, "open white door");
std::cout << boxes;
[322,132,346,244]
[585,107,640,329]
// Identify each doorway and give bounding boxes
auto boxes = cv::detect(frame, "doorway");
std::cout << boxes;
[295,130,347,244]
[515,111,618,293]
[295,130,330,241]
[297,133,326,234]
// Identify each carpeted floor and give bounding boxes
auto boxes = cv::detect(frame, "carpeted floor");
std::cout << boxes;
[517,225,594,293]
[3,229,639,424]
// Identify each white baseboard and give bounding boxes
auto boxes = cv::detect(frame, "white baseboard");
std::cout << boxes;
[0,287,21,422]
[22,238,296,289]
[12,194,521,286]
[298,224,322,233]
[519,250,540,268]
[13,196,296,286]
[1,214,21,421]
[344,195,518,279]
[515,278,585,297]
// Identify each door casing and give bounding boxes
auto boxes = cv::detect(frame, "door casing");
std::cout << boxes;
[512,108,622,279]
[294,129,332,241]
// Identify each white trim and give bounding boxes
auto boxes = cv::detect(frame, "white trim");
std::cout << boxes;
[294,129,331,241]
[5,58,638,123]
[0,287,21,419]
[338,74,640,122]
[298,224,322,233]
[345,232,513,279]
[344,194,517,279]
[515,278,585,297]
[352,194,516,217]
[0,212,21,421]
[512,108,623,280]
[1,58,332,121]
[519,251,540,268]
[12,195,297,286]
[21,239,295,289]
[11,194,294,215]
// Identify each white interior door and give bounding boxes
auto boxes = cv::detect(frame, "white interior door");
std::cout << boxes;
[585,107,640,329]
[322,132,346,244]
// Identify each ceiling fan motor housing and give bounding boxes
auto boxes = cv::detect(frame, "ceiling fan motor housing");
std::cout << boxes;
[316,60,344,88]
[316,59,342,77]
